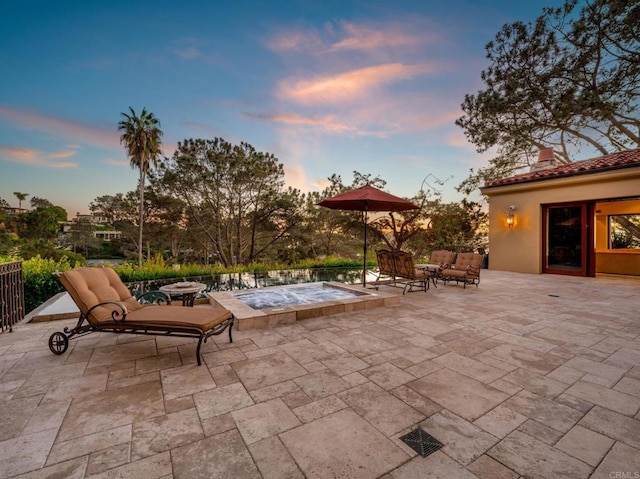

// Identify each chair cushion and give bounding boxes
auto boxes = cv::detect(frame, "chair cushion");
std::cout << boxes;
[59,267,142,324]
[125,305,233,333]
[429,250,455,267]
[452,253,483,270]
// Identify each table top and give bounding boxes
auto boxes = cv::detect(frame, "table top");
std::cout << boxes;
[159,282,206,294]
[416,264,441,271]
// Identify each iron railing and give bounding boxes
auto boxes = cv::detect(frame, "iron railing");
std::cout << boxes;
[1,261,24,333]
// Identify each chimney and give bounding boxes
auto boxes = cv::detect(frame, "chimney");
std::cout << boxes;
[530,147,557,172]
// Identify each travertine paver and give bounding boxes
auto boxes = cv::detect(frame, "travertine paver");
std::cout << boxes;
[160,363,216,400]
[86,339,158,368]
[193,382,254,419]
[590,442,640,479]
[172,431,261,478]
[231,351,307,390]
[473,404,528,438]
[0,270,639,479]
[131,408,204,460]
[0,429,58,478]
[578,406,640,448]
[564,380,640,415]
[503,389,584,433]
[488,430,593,479]
[338,382,424,435]
[555,424,615,467]
[57,381,165,441]
[248,436,304,479]
[279,409,409,479]
[390,451,479,479]
[231,398,301,444]
[421,410,498,465]
[408,368,509,421]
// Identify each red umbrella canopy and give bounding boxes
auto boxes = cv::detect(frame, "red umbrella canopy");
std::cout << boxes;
[317,184,419,212]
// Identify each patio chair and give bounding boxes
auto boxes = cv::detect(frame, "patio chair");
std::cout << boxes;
[424,250,455,285]
[439,252,483,288]
[48,267,234,365]
[391,250,429,294]
[373,249,396,288]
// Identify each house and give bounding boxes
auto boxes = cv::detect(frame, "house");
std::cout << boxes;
[480,148,640,277]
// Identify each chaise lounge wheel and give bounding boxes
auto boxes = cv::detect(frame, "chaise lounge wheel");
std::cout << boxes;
[49,332,69,355]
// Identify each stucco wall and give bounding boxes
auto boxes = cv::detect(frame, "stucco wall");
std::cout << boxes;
[482,167,640,275]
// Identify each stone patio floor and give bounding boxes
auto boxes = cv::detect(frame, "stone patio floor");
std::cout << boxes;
[1,270,639,479]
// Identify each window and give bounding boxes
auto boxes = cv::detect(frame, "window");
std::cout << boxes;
[608,214,640,249]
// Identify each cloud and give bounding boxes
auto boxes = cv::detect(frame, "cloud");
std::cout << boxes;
[168,37,202,59]
[330,21,439,52]
[107,157,129,166]
[267,18,438,56]
[266,30,322,52]
[0,145,78,168]
[0,107,120,150]
[49,150,77,159]
[242,112,354,134]
[278,63,436,105]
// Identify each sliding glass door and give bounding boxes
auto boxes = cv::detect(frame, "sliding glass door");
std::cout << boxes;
[543,203,593,276]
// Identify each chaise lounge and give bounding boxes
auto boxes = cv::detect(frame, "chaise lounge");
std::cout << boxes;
[48,267,235,365]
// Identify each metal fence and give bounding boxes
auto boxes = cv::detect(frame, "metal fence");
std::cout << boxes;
[1,261,25,333]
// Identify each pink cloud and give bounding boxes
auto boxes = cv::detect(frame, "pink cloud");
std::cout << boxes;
[0,145,78,168]
[0,107,120,149]
[51,161,78,168]
[279,63,436,105]
[331,21,439,52]
[266,30,322,52]
[107,157,129,166]
[49,150,77,159]
[267,18,438,56]
[242,112,354,134]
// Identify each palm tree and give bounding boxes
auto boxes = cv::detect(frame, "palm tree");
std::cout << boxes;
[13,192,29,209]
[118,107,163,267]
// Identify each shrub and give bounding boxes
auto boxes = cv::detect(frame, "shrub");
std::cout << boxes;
[18,255,79,313]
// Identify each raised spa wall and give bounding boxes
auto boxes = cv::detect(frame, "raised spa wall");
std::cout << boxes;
[207,282,401,331]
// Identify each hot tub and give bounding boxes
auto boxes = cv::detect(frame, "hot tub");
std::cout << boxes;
[208,282,400,330]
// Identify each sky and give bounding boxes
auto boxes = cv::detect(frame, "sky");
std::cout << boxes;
[0,0,567,218]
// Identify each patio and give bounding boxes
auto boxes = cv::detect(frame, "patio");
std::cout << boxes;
[1,270,639,479]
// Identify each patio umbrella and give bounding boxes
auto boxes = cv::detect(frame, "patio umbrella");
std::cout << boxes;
[317,184,420,286]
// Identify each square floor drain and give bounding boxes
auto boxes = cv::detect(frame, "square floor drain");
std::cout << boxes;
[400,428,444,458]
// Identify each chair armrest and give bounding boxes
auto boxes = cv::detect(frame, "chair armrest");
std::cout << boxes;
[137,290,172,305]
[466,265,481,275]
[85,301,128,322]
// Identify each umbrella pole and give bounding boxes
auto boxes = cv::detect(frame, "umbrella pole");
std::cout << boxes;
[362,208,367,287]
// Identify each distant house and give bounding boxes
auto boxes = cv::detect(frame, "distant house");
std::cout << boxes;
[59,213,121,241]
[480,148,640,277]
[2,207,29,216]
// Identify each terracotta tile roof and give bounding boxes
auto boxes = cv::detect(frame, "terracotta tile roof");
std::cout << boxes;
[483,148,640,188]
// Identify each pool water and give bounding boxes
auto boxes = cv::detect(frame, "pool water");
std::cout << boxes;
[234,283,365,310]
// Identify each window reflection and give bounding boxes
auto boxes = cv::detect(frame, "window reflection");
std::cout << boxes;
[608,214,640,249]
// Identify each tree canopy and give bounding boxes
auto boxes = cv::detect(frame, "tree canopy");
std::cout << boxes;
[456,0,640,194]
[152,138,305,266]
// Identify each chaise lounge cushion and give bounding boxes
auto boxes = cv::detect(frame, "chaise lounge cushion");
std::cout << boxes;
[59,267,232,332]
[118,305,233,333]
[60,267,143,324]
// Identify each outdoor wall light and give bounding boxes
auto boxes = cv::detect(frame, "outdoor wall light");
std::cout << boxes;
[506,205,516,229]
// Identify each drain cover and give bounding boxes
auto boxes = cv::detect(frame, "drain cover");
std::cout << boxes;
[400,428,444,457]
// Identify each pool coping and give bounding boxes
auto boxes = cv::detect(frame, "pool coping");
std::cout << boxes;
[207,281,401,330]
